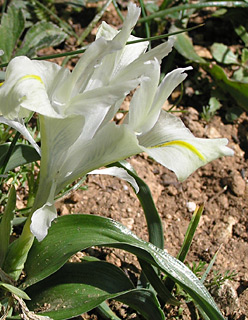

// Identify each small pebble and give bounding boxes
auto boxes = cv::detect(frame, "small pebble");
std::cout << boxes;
[186,201,197,212]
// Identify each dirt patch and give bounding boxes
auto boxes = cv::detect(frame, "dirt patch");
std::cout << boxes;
[55,106,248,319]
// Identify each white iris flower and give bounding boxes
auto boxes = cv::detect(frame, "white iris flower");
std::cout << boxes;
[0,3,233,241]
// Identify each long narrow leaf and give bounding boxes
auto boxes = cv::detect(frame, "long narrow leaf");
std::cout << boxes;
[164,205,204,296]
[111,161,164,249]
[0,186,16,267]
[0,144,40,173]
[25,261,164,320]
[23,215,225,319]
[177,205,204,262]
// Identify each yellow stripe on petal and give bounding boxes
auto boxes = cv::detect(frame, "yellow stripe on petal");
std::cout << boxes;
[150,140,205,161]
[20,75,44,85]
[0,82,4,87]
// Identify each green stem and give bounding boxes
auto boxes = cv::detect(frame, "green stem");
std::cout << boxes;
[0,24,202,69]
[160,0,174,11]
[112,0,124,22]
[139,0,151,50]
[138,1,248,23]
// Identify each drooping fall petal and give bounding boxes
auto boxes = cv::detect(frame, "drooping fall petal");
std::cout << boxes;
[138,111,234,181]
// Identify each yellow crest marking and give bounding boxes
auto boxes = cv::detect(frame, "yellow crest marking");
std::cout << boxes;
[20,75,44,84]
[0,75,44,88]
[150,140,205,161]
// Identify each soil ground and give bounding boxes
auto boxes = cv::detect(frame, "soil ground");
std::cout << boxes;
[6,2,248,319]
[55,107,248,320]
[51,3,248,319]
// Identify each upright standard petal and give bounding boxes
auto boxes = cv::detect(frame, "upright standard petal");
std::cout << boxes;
[96,21,148,68]
[67,4,140,96]
[114,37,175,84]
[127,59,160,134]
[81,3,143,92]
[127,66,192,135]
[138,111,234,181]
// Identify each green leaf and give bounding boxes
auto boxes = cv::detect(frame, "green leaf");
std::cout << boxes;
[0,5,25,63]
[15,21,67,58]
[170,26,206,64]
[0,282,30,300]
[205,63,248,112]
[25,262,164,320]
[177,205,204,263]
[172,28,248,113]
[0,144,40,173]
[211,43,239,65]
[0,186,16,267]
[23,215,225,319]
[241,48,248,65]
[139,260,180,306]
[111,161,164,249]
[163,205,204,296]
[233,67,248,82]
[235,24,248,46]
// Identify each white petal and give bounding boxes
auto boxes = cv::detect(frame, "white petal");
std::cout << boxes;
[38,115,85,179]
[82,3,142,91]
[138,111,234,181]
[0,56,62,119]
[151,67,192,112]
[30,181,57,241]
[0,116,41,155]
[127,67,192,135]
[67,78,140,139]
[89,167,139,193]
[69,3,140,94]
[30,202,57,242]
[56,123,142,192]
[96,21,118,40]
[114,37,175,83]
[127,59,160,134]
